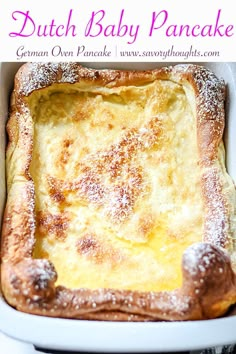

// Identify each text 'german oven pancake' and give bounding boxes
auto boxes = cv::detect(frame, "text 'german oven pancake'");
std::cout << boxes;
[1,63,236,321]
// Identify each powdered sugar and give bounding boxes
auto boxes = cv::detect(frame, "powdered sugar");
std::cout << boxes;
[194,68,225,124]
[18,63,80,96]
[173,64,225,123]
[202,168,228,247]
[183,242,218,277]
[27,259,57,290]
[173,65,229,248]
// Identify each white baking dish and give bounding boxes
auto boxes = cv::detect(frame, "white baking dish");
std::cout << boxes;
[0,62,236,352]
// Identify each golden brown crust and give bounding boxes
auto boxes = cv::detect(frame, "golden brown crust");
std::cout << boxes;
[1,63,236,321]
[2,243,236,320]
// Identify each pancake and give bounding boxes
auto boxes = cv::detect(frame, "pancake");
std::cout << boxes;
[1,63,236,321]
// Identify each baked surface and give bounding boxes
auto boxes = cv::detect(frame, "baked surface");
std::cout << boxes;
[1,63,236,321]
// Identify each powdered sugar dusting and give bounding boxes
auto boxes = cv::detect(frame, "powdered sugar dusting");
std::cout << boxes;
[25,181,36,255]
[18,63,80,96]
[59,62,80,83]
[9,259,57,302]
[202,168,228,247]
[147,290,191,317]
[68,287,192,320]
[173,64,225,123]
[173,65,228,248]
[183,242,217,277]
[45,116,161,223]
[167,292,191,315]
[27,259,57,290]
[194,67,225,124]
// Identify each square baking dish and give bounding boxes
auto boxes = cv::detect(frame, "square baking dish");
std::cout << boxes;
[0,62,236,352]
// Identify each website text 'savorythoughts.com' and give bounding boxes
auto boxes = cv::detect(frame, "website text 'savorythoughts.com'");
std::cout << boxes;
[16,44,221,61]
[76,44,220,60]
